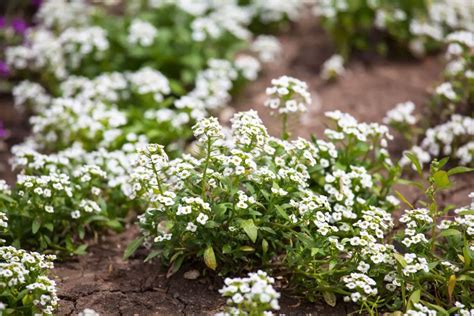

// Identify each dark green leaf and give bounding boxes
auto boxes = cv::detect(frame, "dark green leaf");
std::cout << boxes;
[123,236,144,260]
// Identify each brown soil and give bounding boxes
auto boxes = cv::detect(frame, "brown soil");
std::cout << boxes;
[0,13,472,316]
[55,225,349,315]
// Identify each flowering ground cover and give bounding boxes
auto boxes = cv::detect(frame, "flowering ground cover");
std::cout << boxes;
[0,0,473,315]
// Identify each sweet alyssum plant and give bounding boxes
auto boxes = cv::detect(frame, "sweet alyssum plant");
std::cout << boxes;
[127,110,333,275]
[385,158,474,315]
[312,0,473,58]
[0,149,128,254]
[0,212,58,315]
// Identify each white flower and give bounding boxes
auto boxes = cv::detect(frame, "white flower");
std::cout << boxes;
[186,222,197,232]
[265,76,311,114]
[196,213,209,225]
[128,19,158,47]
[321,54,345,81]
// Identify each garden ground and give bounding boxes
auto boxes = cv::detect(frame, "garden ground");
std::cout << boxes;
[0,14,472,315]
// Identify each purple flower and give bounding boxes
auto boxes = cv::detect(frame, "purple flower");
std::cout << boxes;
[0,62,9,77]
[32,0,43,7]
[0,122,6,139]
[0,17,5,29]
[11,18,28,36]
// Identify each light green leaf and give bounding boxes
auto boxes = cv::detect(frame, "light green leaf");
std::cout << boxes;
[395,191,414,209]
[447,166,474,176]
[240,219,258,243]
[439,229,461,237]
[408,289,421,305]
[394,252,407,267]
[262,239,268,254]
[204,246,217,270]
[405,152,423,176]
[433,170,450,189]
[323,291,337,307]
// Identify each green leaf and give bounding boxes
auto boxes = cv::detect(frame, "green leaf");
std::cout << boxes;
[262,239,268,254]
[433,170,450,189]
[405,152,423,176]
[463,245,472,267]
[167,254,184,278]
[144,250,161,263]
[44,223,54,232]
[239,246,255,252]
[123,236,144,260]
[222,244,232,254]
[74,244,88,256]
[458,209,474,215]
[394,252,407,267]
[105,219,122,230]
[447,275,456,301]
[408,289,421,305]
[32,218,41,234]
[437,157,450,169]
[240,219,258,243]
[447,166,474,176]
[397,179,424,190]
[395,191,414,209]
[0,193,15,204]
[274,205,289,220]
[439,229,461,237]
[323,291,337,307]
[204,246,217,270]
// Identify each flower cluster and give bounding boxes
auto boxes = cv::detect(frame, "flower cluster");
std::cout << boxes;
[127,19,158,47]
[312,0,474,57]
[419,115,474,166]
[320,54,345,81]
[342,273,378,303]
[383,101,417,126]
[131,110,338,273]
[0,246,58,314]
[217,270,280,316]
[265,76,311,115]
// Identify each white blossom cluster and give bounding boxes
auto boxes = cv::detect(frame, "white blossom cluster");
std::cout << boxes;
[383,101,417,126]
[217,270,280,315]
[6,29,68,78]
[342,273,377,303]
[399,208,432,248]
[191,3,251,42]
[59,26,109,69]
[60,72,129,103]
[325,110,393,149]
[312,0,474,57]
[438,192,474,236]
[404,303,437,316]
[0,211,7,244]
[127,19,158,47]
[421,115,474,164]
[265,76,312,114]
[0,246,58,315]
[320,54,345,81]
[36,0,90,31]
[27,97,127,150]
[251,35,281,63]
[12,80,52,112]
[127,67,171,102]
[249,0,304,24]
